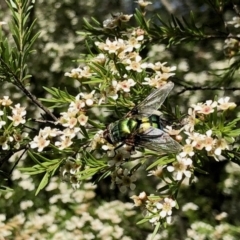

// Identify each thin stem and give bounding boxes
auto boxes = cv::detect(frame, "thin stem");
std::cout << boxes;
[176,85,240,95]
[0,57,58,121]
[17,1,24,82]
[9,146,29,175]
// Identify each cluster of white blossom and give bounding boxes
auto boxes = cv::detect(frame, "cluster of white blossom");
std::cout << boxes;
[30,90,97,152]
[165,97,236,182]
[0,96,28,150]
[228,16,240,28]
[2,160,237,239]
[59,158,82,189]
[224,37,240,57]
[130,96,237,225]
[186,221,234,240]
[111,168,138,193]
[131,192,177,225]
[0,174,136,240]
[224,16,240,57]
[65,26,176,104]
[34,19,177,156]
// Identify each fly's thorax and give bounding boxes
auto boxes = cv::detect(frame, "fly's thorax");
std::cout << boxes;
[107,118,139,144]
[138,115,162,133]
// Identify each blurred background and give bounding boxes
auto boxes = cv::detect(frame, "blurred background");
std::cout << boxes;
[0,0,240,239]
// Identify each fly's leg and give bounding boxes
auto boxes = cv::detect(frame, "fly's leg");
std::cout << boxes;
[113,142,125,157]
[110,140,135,161]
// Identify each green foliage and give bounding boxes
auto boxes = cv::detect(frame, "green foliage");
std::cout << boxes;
[19,150,63,195]
[1,0,240,239]
[1,0,40,82]
[40,87,75,108]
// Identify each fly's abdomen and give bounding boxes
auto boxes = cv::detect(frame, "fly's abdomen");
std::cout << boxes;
[138,115,162,133]
[107,118,138,144]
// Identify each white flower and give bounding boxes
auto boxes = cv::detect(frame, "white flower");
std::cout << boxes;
[69,96,85,111]
[156,198,176,218]
[0,120,6,129]
[30,135,50,152]
[20,200,33,210]
[228,16,240,28]
[192,100,217,115]
[184,108,196,132]
[59,114,77,128]
[92,53,106,65]
[115,169,137,193]
[2,136,13,150]
[62,128,80,139]
[40,127,60,138]
[214,138,229,156]
[143,74,170,88]
[149,215,159,225]
[105,80,120,100]
[203,130,215,152]
[1,96,12,106]
[179,139,195,157]
[125,36,141,52]
[167,155,192,180]
[185,131,205,150]
[147,62,176,73]
[182,202,199,212]
[77,114,88,126]
[164,125,182,136]
[103,38,125,54]
[217,97,236,111]
[125,55,143,72]
[65,66,92,79]
[79,90,95,106]
[80,66,92,78]
[89,130,105,150]
[8,114,26,126]
[11,104,26,116]
[55,136,73,150]
[136,0,152,7]
[118,78,136,92]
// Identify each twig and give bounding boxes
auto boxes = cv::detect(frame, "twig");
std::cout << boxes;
[176,85,240,95]
[9,146,29,175]
[0,150,14,169]
[0,58,58,121]
[31,118,58,125]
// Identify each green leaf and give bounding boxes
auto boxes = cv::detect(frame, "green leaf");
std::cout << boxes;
[81,78,104,84]
[35,172,50,195]
[98,170,111,181]
[0,185,13,193]
[32,151,53,162]
[91,17,101,26]
[147,156,175,170]
[41,87,75,107]
[79,125,89,139]
[84,152,106,168]
[227,129,240,137]
[194,167,208,175]
[28,150,45,167]
[151,222,161,240]
[83,17,95,31]
[137,217,151,225]
[134,9,149,30]
[19,165,46,175]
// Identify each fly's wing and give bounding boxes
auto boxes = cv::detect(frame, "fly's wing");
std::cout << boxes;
[133,81,174,117]
[137,127,182,154]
